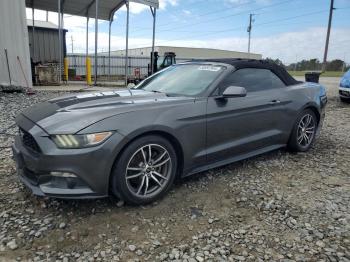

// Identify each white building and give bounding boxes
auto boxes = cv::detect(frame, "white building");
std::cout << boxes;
[108,46,262,60]
[0,0,32,89]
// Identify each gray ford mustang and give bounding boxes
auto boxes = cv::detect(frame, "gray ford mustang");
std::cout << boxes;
[12,59,327,204]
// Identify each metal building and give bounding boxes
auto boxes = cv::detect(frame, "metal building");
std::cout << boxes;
[108,46,262,60]
[0,0,32,89]
[25,0,159,86]
[27,20,67,64]
[66,46,262,77]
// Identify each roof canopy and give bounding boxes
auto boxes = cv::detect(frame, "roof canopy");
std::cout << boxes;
[25,0,159,21]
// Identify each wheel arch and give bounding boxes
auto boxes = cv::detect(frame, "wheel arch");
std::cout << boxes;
[302,103,321,125]
[108,129,185,191]
[287,103,320,144]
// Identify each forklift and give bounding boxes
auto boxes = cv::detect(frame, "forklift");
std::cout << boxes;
[148,51,176,76]
[129,51,176,85]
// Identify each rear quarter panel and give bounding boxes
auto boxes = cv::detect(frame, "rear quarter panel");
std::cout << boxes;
[283,82,324,133]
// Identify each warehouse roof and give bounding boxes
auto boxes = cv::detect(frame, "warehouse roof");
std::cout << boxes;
[26,19,67,31]
[25,0,159,20]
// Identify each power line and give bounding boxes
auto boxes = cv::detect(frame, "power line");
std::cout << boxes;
[130,0,259,32]
[131,2,335,36]
[154,9,330,45]
[254,10,328,28]
[131,0,295,35]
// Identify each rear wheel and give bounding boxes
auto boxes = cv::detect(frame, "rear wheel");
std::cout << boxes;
[111,135,177,205]
[288,109,317,152]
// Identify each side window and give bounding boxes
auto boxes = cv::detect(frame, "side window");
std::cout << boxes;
[220,68,285,93]
[163,56,172,67]
[270,71,286,88]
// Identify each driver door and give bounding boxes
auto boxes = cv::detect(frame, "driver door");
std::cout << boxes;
[206,68,288,163]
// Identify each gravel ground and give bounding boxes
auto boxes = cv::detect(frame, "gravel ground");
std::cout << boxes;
[0,78,349,262]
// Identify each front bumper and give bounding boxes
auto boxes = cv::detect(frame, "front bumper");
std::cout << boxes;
[339,87,350,98]
[12,122,126,199]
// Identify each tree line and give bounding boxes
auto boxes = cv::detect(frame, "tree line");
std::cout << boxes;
[265,58,349,72]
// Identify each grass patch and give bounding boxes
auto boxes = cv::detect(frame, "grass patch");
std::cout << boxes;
[288,71,344,77]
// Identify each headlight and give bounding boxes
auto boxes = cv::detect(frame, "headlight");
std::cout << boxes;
[52,132,112,149]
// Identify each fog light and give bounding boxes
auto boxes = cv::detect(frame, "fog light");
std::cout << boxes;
[50,171,77,178]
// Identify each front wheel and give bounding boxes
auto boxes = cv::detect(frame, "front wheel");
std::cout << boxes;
[111,135,177,205]
[288,109,318,152]
[340,97,350,103]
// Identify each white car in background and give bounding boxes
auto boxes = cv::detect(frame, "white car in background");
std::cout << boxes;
[339,69,350,103]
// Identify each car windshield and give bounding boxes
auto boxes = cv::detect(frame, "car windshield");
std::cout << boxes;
[135,64,226,96]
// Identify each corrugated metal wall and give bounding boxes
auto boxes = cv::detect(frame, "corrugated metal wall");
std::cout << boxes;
[0,0,32,88]
[27,26,66,63]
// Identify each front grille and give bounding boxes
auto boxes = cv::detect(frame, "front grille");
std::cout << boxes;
[340,90,350,97]
[20,129,41,153]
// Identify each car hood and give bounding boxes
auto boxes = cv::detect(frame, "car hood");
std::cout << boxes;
[18,89,193,134]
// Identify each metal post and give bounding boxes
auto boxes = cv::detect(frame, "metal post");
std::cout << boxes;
[58,0,62,83]
[4,49,12,85]
[94,0,99,85]
[322,0,335,72]
[46,11,49,22]
[150,7,156,75]
[125,0,130,86]
[86,17,89,57]
[108,19,112,80]
[32,5,35,61]
[86,16,92,85]
[61,5,66,83]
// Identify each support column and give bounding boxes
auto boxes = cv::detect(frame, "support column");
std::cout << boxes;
[94,0,99,86]
[58,0,62,83]
[125,0,130,86]
[32,4,35,61]
[108,19,112,80]
[150,7,156,75]
[86,17,89,57]
[61,11,67,83]
[86,16,92,85]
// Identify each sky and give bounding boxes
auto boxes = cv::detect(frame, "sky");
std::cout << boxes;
[26,0,350,65]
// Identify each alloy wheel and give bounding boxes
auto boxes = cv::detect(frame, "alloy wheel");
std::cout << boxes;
[125,144,172,198]
[297,114,316,148]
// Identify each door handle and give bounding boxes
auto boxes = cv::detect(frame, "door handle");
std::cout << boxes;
[269,100,281,105]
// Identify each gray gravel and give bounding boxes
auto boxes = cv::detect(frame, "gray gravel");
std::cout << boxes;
[0,79,349,261]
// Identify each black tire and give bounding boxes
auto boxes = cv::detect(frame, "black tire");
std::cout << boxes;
[111,135,177,205]
[288,109,318,152]
[340,97,350,103]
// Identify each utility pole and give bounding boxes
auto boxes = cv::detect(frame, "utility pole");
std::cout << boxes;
[247,14,254,54]
[71,35,74,54]
[322,0,335,72]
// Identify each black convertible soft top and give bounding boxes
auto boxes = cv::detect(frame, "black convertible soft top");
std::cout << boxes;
[194,58,300,86]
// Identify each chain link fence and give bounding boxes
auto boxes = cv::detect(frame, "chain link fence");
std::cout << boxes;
[66,55,192,81]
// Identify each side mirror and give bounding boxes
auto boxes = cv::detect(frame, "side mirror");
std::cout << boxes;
[222,86,247,98]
